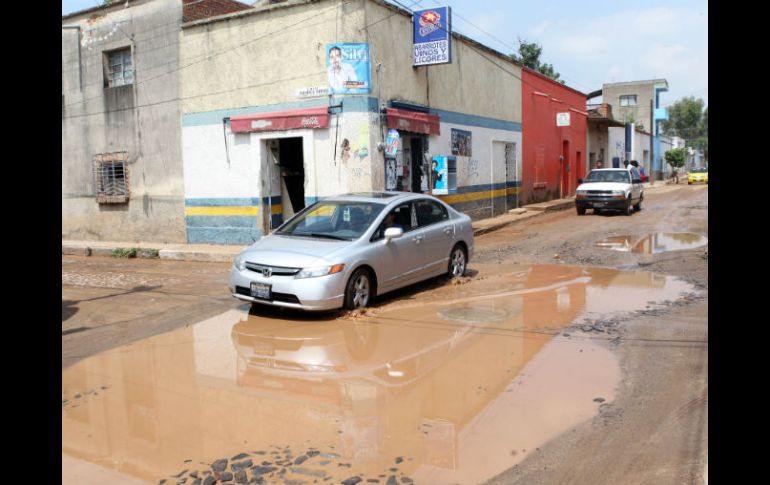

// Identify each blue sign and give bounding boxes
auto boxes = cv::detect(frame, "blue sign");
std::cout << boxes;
[431,156,449,195]
[326,43,371,94]
[413,7,452,66]
[385,129,400,158]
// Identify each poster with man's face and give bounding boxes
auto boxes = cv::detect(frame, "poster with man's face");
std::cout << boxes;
[326,43,371,94]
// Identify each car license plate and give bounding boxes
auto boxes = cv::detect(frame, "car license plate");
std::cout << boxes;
[250,282,271,300]
[592,202,605,207]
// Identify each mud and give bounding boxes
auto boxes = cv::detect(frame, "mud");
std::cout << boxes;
[62,264,695,485]
[593,232,707,254]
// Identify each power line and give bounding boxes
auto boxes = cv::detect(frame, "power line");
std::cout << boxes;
[63,1,345,112]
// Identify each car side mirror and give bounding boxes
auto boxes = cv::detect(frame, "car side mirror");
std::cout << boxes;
[578,178,584,185]
[384,227,403,241]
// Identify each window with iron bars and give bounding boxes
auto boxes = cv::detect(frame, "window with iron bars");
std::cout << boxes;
[104,47,133,88]
[93,152,129,204]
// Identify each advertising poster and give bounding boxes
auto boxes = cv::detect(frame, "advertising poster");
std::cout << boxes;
[412,6,452,66]
[326,43,371,94]
[451,128,472,156]
[431,156,448,195]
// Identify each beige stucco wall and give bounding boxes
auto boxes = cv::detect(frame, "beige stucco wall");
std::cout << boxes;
[602,81,656,129]
[62,0,186,243]
[362,0,521,123]
[181,0,366,114]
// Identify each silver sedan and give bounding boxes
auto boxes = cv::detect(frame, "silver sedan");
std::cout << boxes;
[229,191,474,311]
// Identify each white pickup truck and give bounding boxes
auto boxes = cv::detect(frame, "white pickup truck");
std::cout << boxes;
[575,168,644,216]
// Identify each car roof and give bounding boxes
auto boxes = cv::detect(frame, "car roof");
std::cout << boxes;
[321,191,431,203]
[591,168,626,171]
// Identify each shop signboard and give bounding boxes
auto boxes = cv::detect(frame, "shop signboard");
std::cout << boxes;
[413,7,452,66]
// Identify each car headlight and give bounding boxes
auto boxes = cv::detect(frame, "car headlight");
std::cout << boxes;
[611,190,626,196]
[233,255,246,271]
[295,264,345,279]
[576,190,587,198]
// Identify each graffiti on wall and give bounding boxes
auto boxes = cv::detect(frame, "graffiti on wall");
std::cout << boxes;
[465,158,480,181]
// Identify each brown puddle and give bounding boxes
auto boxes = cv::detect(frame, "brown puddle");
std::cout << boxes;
[62,265,695,485]
[594,232,708,254]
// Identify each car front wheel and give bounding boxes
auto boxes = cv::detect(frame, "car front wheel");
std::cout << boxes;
[344,268,372,310]
[576,206,586,215]
[448,245,467,277]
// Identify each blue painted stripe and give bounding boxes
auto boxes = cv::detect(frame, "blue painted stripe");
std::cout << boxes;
[187,227,263,245]
[185,216,259,228]
[456,181,521,194]
[183,97,521,132]
[429,107,522,132]
[185,198,260,206]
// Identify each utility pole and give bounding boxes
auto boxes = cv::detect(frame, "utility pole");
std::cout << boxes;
[649,98,654,184]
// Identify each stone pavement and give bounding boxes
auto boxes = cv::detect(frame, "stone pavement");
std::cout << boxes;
[62,181,679,263]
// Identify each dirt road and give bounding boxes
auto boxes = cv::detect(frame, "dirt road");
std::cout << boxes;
[61,183,707,484]
[479,183,708,485]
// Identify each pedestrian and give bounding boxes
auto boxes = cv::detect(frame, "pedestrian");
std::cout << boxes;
[596,160,603,169]
[631,161,646,182]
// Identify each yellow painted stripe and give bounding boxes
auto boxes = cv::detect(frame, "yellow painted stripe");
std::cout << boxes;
[272,204,283,215]
[185,206,259,216]
[439,187,519,205]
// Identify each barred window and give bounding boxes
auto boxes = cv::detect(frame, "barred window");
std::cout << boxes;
[93,152,129,204]
[104,47,133,87]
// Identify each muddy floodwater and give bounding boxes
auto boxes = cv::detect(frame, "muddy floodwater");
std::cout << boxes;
[594,232,708,254]
[62,264,695,485]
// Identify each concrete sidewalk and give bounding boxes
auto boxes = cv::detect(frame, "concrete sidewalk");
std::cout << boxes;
[62,181,679,263]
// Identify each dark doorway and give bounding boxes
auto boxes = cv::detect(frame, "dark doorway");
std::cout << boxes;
[278,138,305,213]
[411,137,424,193]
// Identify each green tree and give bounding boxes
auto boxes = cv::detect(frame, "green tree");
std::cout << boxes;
[661,97,705,142]
[511,39,564,84]
[665,147,687,181]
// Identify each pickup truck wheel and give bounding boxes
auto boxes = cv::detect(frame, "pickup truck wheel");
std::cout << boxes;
[576,206,586,215]
[634,196,643,212]
[625,197,633,216]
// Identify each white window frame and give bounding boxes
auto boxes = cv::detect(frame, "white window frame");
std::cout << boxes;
[104,47,134,88]
[620,95,637,107]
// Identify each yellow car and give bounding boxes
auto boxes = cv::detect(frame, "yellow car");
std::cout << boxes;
[687,167,708,184]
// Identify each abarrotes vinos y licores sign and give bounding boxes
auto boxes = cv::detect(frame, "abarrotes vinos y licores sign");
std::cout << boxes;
[412,7,452,66]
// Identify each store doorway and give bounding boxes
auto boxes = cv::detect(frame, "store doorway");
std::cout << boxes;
[278,137,305,218]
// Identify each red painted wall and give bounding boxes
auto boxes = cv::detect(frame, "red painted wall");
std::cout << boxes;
[521,68,587,205]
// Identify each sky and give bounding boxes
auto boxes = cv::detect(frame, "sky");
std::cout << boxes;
[62,0,708,108]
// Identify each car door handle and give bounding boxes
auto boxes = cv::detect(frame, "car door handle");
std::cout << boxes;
[412,235,424,243]
[444,228,453,235]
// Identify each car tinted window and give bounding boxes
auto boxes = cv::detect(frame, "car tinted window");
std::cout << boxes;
[371,202,414,241]
[415,199,448,227]
[277,201,385,240]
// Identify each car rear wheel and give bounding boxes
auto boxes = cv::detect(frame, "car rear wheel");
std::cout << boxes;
[448,244,467,277]
[344,268,372,310]
[633,196,643,212]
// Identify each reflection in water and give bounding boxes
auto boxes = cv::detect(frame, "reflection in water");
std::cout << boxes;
[594,233,708,254]
[62,265,695,485]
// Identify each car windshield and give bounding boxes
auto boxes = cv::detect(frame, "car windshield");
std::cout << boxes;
[584,170,631,183]
[691,168,707,173]
[275,201,386,241]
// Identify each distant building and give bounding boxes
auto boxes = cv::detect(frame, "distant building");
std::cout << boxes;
[601,79,669,180]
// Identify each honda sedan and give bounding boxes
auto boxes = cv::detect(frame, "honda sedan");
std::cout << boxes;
[229,192,474,311]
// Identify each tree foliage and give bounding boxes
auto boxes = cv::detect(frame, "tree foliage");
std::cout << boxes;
[511,39,564,84]
[665,147,687,170]
[661,97,706,142]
